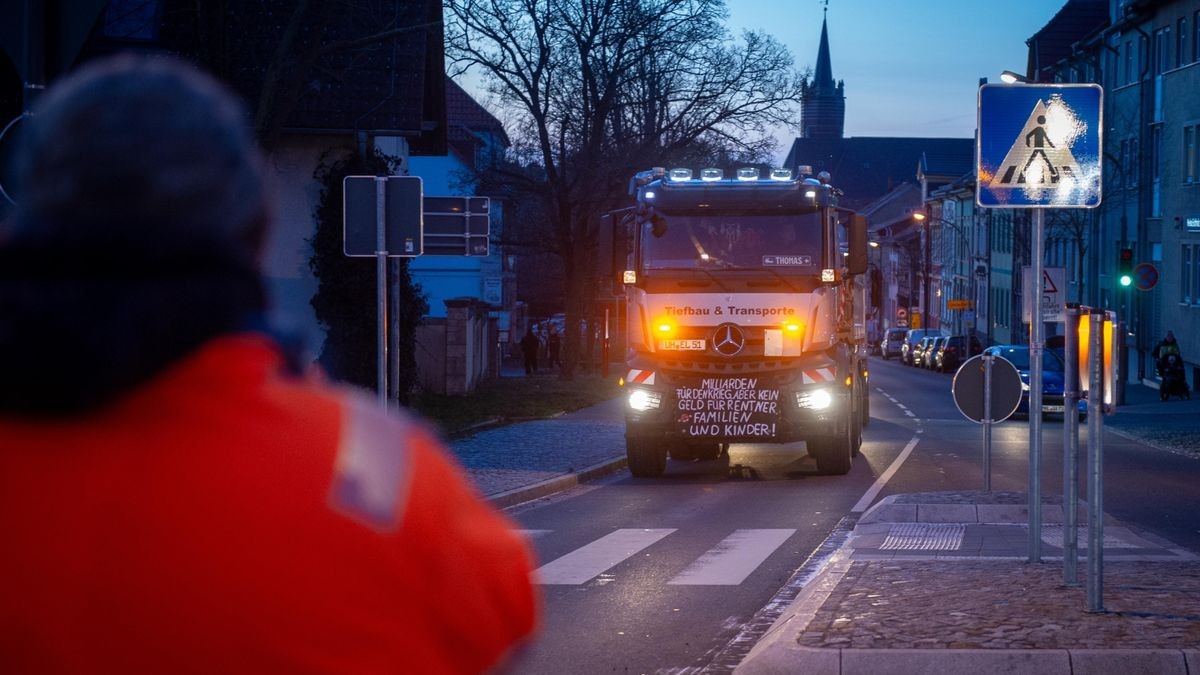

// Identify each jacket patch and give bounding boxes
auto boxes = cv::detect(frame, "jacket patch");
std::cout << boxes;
[329,395,412,531]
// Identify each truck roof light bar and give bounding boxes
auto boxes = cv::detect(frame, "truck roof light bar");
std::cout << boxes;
[700,168,723,182]
[770,168,793,181]
[668,168,693,181]
[797,164,813,178]
[736,167,759,181]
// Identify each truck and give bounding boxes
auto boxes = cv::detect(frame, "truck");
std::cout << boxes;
[619,166,870,477]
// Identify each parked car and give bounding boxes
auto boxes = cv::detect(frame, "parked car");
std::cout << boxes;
[982,345,1087,418]
[901,329,936,366]
[879,328,908,360]
[912,336,937,369]
[935,334,984,373]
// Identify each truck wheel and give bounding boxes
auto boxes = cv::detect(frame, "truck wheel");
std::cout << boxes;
[808,423,853,475]
[668,442,695,461]
[627,437,667,477]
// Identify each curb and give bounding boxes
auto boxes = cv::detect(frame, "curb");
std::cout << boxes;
[487,455,627,508]
[738,646,1197,675]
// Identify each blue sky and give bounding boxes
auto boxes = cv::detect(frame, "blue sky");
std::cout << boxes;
[726,0,1065,156]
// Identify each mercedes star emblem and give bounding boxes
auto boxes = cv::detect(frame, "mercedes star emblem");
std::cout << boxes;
[712,323,745,357]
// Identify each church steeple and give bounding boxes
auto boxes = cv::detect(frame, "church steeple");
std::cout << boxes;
[800,8,845,139]
[813,15,835,93]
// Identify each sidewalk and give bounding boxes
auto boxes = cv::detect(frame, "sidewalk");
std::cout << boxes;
[735,491,1200,675]
[1108,382,1200,458]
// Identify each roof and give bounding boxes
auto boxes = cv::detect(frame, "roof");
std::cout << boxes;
[812,15,835,93]
[783,136,974,210]
[1025,0,1109,81]
[446,78,509,146]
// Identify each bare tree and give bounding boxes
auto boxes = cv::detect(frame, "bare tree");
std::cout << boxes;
[445,0,804,378]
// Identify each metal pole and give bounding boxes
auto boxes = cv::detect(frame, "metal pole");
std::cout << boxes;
[983,353,993,492]
[1087,310,1105,612]
[1029,208,1045,563]
[1063,304,1081,586]
[389,258,401,409]
[375,177,389,408]
[924,221,931,329]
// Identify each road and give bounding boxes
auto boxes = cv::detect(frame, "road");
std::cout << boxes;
[505,355,1200,674]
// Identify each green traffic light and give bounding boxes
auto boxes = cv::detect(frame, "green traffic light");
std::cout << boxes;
[1119,274,1132,287]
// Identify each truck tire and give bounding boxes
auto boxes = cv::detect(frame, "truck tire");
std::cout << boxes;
[627,437,667,477]
[808,421,853,475]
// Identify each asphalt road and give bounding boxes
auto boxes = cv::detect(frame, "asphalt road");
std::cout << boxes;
[505,354,1200,674]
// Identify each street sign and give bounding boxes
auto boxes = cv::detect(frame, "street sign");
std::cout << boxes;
[343,176,423,257]
[423,196,491,256]
[896,319,908,328]
[1022,266,1067,323]
[952,354,1023,424]
[947,299,971,310]
[1134,262,1158,291]
[896,308,908,320]
[977,84,1102,209]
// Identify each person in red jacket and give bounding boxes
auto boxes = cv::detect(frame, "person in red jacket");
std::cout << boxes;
[0,55,537,674]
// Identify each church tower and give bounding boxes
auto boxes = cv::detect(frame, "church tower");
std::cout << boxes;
[800,12,845,139]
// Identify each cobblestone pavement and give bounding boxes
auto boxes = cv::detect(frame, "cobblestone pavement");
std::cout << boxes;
[796,560,1200,650]
[449,413,624,496]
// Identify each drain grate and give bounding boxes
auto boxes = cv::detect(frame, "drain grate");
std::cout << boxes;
[880,523,966,551]
[1038,525,1139,549]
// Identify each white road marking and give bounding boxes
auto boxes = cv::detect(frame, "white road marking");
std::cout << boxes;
[533,528,675,584]
[903,410,916,417]
[667,529,796,586]
[851,435,920,513]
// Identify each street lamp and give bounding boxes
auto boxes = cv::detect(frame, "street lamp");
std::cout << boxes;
[1000,70,1031,84]
[912,209,974,334]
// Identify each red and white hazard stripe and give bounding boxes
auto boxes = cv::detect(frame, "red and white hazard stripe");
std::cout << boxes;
[626,369,656,385]
[801,367,835,384]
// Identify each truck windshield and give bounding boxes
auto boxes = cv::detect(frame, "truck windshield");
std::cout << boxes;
[642,213,822,272]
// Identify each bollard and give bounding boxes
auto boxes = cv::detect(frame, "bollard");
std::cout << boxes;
[1063,305,1081,586]
[1086,309,1105,612]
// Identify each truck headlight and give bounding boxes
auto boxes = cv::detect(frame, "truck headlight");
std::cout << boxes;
[628,389,662,411]
[796,388,833,410]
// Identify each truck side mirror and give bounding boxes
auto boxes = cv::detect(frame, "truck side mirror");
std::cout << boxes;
[846,214,869,276]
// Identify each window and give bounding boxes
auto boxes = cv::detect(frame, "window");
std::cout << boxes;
[1195,10,1200,63]
[1130,137,1140,186]
[1194,248,1200,304]
[1152,126,1162,217]
[1154,27,1170,75]
[1184,245,1194,304]
[1179,17,1188,69]
[1125,40,1135,85]
[1185,124,1198,184]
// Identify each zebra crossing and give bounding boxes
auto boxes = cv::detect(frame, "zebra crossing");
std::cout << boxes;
[524,527,797,586]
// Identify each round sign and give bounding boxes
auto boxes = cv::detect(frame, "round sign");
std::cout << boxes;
[951,354,1023,424]
[1134,262,1158,291]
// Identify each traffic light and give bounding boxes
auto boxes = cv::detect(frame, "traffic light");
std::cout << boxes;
[1118,247,1134,287]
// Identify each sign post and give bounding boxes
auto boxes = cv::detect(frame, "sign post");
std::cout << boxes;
[951,353,1023,491]
[343,175,423,406]
[1063,304,1082,586]
[978,82,1102,564]
[1086,309,1105,612]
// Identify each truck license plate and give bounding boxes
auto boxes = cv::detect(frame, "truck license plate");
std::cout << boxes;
[660,339,706,351]
[1042,405,1064,413]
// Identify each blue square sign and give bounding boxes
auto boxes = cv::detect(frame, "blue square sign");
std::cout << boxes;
[977,83,1102,209]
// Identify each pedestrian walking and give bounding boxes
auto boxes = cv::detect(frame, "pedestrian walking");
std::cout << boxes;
[548,330,562,370]
[521,327,540,374]
[0,56,536,675]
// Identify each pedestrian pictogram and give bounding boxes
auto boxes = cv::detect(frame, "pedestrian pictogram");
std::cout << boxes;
[991,100,1085,188]
[977,84,1102,208]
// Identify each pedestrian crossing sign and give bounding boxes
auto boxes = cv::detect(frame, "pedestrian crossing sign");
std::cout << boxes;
[977,83,1102,209]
